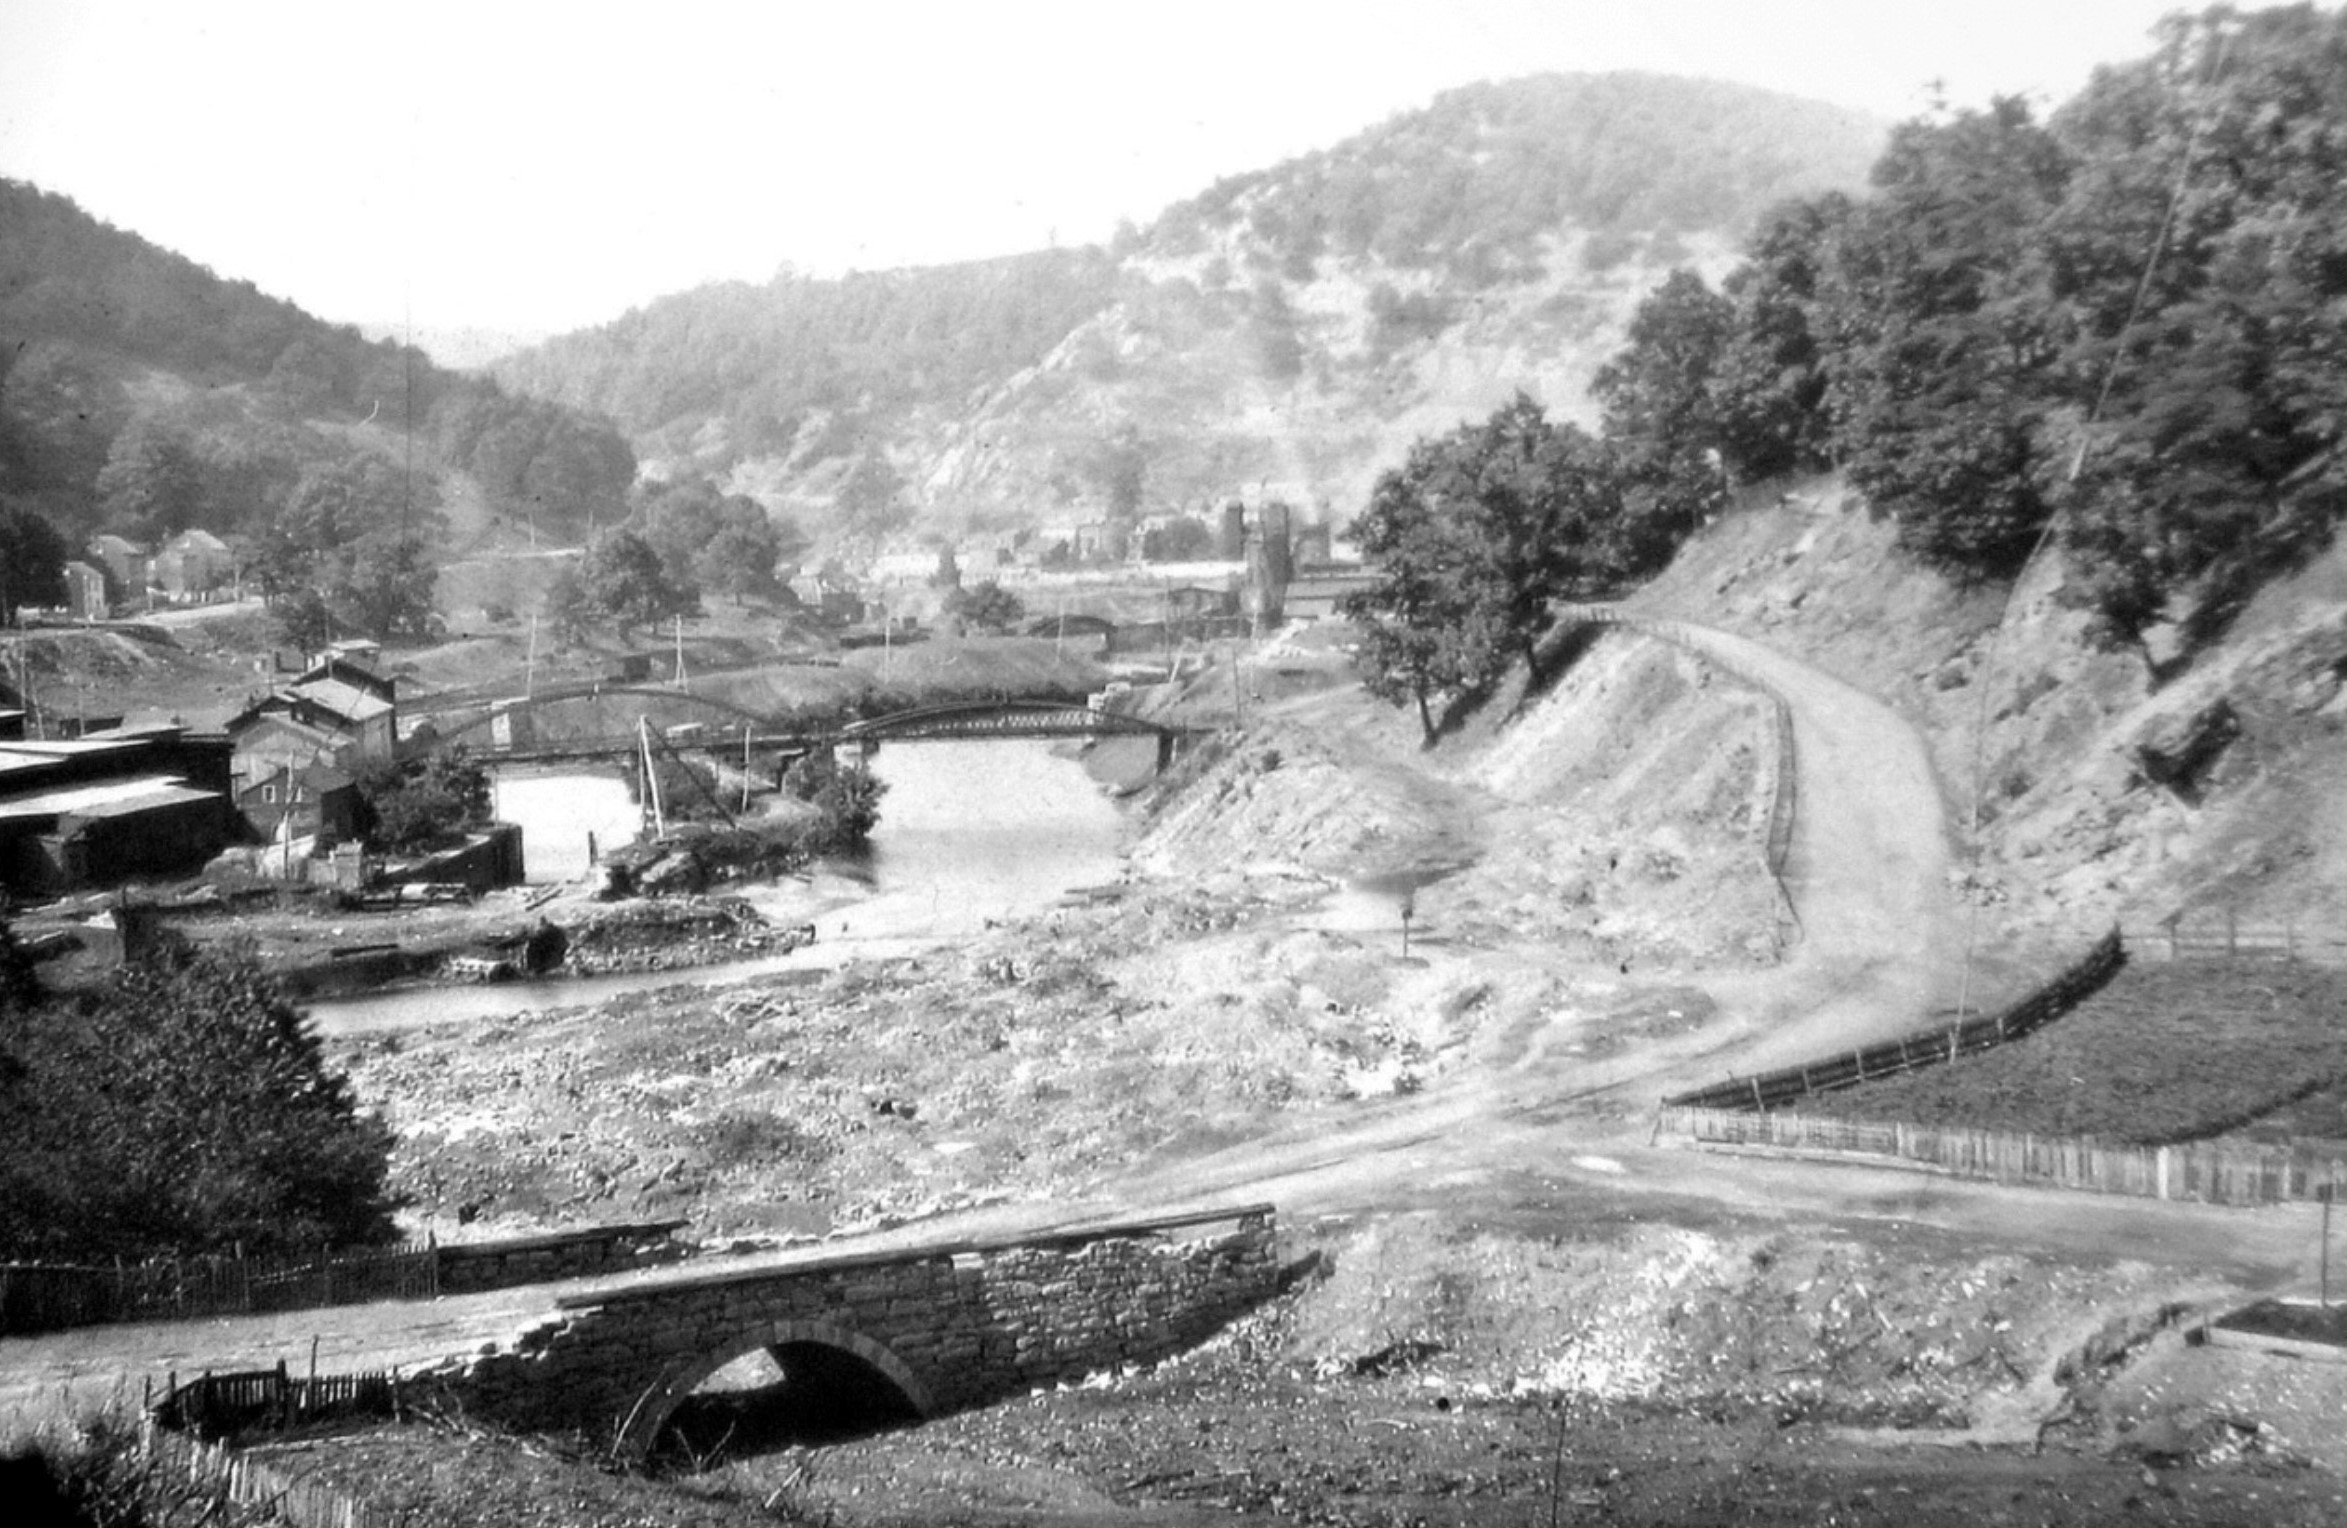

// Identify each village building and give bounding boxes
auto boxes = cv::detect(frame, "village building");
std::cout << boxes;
[0,731,237,895]
[225,656,399,820]
[60,561,108,622]
[153,529,235,600]
[236,760,362,845]
[85,534,148,597]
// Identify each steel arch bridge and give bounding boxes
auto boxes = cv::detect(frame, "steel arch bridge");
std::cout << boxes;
[836,699,1189,745]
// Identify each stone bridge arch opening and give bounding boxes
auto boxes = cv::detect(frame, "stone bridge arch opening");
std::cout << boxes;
[636,1319,933,1462]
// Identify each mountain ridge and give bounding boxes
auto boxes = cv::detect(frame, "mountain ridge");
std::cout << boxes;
[491,72,1885,548]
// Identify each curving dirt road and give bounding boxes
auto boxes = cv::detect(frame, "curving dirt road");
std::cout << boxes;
[1608,609,1971,1086]
[0,614,2305,1438]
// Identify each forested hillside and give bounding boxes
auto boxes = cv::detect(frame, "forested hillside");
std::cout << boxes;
[0,180,634,634]
[492,74,1883,547]
[1591,4,2347,668]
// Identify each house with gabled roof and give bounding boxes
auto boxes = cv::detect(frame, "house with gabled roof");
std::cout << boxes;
[225,653,399,824]
[155,529,234,599]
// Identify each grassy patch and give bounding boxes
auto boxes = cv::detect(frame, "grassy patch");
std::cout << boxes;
[1803,960,2347,1145]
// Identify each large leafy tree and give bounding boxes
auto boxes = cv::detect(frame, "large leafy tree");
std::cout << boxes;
[357,746,491,853]
[638,479,799,604]
[0,932,399,1260]
[549,527,699,641]
[942,578,1027,634]
[1710,195,1852,478]
[1345,394,1687,742]
[0,503,69,621]
[95,416,203,543]
[2048,4,2347,653]
[1821,97,2072,577]
[1592,269,1736,479]
[326,531,441,640]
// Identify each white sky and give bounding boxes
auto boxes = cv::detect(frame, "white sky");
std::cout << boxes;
[0,1,2283,338]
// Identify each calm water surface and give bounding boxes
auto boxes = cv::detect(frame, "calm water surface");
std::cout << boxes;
[310,740,1124,1036]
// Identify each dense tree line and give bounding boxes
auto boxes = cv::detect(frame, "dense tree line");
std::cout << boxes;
[1586,5,2347,664]
[0,179,637,629]
[0,924,398,1261]
[492,249,1121,469]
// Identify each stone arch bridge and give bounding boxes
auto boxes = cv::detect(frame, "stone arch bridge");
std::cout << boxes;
[441,1204,1278,1457]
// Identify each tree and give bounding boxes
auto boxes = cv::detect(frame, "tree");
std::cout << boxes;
[94,417,202,543]
[0,503,68,621]
[1816,98,2071,577]
[2044,5,2347,655]
[639,480,793,605]
[274,585,337,654]
[1346,393,1693,742]
[1343,475,1503,744]
[1709,195,1851,478]
[357,746,491,853]
[1593,269,1736,477]
[556,528,698,639]
[325,531,440,641]
[0,932,398,1260]
[942,579,1026,634]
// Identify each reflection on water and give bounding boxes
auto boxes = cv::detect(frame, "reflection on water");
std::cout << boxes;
[310,739,1124,1036]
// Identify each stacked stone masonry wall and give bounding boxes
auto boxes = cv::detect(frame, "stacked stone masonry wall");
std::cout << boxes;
[443,1211,1277,1448]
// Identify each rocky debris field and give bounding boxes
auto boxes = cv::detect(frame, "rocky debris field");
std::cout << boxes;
[252,1215,2347,1526]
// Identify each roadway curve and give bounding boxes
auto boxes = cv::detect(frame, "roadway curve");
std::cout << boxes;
[0,615,2190,1428]
[1594,605,1970,1086]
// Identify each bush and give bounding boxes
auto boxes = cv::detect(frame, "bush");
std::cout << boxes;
[356,747,491,853]
[0,931,400,1261]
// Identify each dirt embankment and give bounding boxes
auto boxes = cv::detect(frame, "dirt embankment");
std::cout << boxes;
[290,500,2347,1522]
[1638,479,2347,955]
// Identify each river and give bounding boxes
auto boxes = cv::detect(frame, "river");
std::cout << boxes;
[309,739,1128,1036]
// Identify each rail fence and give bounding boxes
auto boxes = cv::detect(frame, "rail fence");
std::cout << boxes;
[1665,928,2126,1113]
[144,1417,399,1528]
[0,1219,689,1336]
[2117,913,2347,966]
[1559,604,1802,942]
[1662,1105,2347,1208]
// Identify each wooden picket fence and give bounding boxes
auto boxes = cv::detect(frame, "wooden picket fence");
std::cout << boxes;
[1662,1104,2347,1208]
[144,1417,398,1528]
[0,1242,437,1335]
[152,1362,408,1439]
[1666,929,2126,1112]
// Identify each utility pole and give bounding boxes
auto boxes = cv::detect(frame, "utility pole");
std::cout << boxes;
[2323,1182,2336,1310]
